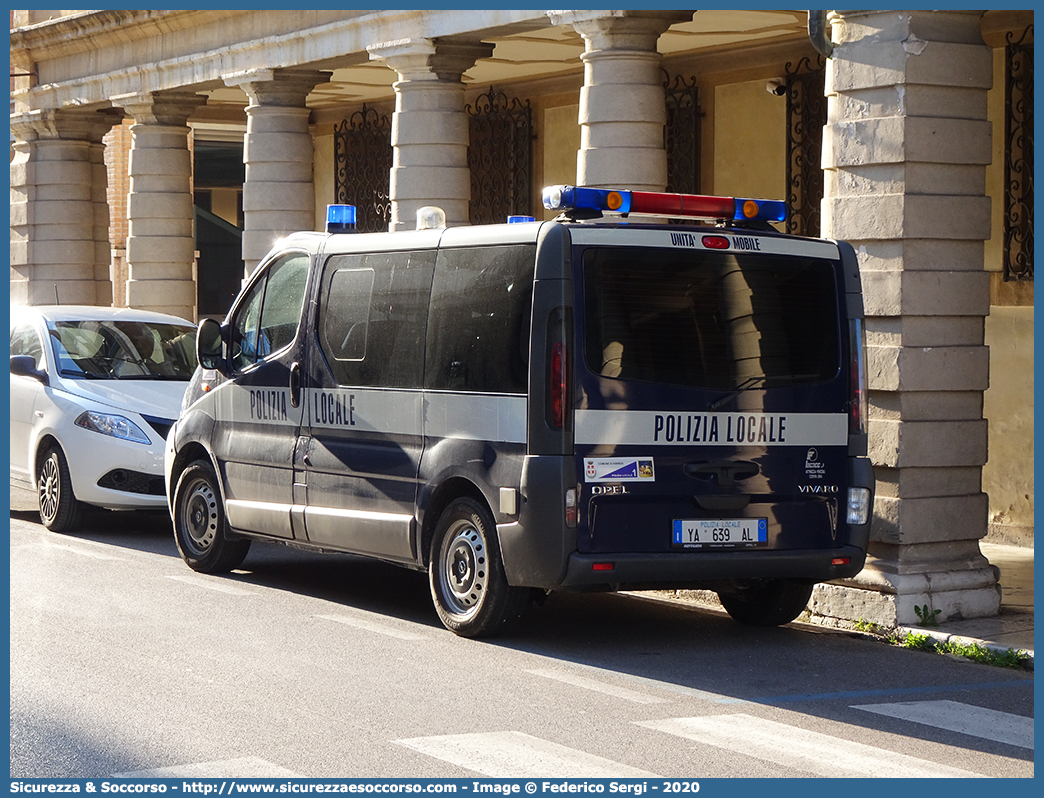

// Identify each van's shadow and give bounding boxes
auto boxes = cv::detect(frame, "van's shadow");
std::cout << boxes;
[16,505,1033,766]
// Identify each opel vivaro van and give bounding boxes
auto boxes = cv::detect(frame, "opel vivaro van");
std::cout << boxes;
[166,185,874,637]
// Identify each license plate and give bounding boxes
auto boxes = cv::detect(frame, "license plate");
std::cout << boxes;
[672,518,768,549]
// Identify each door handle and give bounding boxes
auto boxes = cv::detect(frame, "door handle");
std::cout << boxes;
[289,361,301,408]
[685,460,759,487]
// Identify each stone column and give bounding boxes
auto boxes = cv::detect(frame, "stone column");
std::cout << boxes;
[548,10,691,191]
[815,9,999,626]
[88,121,115,306]
[225,68,331,277]
[368,38,494,231]
[114,91,207,320]
[10,108,120,306]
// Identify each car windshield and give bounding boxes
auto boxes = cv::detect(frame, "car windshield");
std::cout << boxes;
[49,319,197,380]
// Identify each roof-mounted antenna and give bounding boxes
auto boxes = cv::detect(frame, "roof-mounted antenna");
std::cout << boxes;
[53,284,60,305]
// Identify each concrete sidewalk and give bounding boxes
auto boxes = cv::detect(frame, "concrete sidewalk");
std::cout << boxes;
[909,541,1034,660]
[650,541,1034,664]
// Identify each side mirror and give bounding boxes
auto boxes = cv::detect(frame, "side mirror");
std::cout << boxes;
[10,355,48,386]
[196,318,229,376]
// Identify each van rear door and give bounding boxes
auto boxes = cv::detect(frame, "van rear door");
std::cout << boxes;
[572,229,852,567]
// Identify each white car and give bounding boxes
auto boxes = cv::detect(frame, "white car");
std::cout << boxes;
[10,305,197,532]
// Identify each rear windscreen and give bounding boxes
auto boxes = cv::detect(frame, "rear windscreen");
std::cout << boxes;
[583,247,840,390]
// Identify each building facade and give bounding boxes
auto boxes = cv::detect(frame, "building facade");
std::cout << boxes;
[10,9,1034,625]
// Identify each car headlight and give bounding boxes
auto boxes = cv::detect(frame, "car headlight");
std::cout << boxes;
[74,411,151,444]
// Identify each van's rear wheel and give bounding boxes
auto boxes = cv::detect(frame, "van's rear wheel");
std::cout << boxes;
[429,497,528,638]
[172,460,250,573]
[717,579,813,626]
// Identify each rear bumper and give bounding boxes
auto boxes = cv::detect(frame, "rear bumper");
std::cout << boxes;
[556,544,867,590]
[502,454,874,591]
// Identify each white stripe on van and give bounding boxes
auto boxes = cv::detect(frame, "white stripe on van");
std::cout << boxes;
[568,226,841,259]
[575,409,848,447]
[306,504,414,525]
[425,392,527,443]
[307,387,423,435]
[303,387,527,443]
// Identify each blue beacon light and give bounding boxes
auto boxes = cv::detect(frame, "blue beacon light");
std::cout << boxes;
[326,204,357,233]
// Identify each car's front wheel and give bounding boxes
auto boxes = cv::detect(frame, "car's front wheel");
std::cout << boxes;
[37,444,85,533]
[172,459,250,573]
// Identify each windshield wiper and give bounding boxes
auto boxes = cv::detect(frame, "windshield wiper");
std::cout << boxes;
[58,369,104,380]
[707,375,766,411]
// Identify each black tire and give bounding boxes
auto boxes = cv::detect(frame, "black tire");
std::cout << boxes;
[429,497,528,638]
[37,444,85,533]
[172,459,250,573]
[717,579,814,626]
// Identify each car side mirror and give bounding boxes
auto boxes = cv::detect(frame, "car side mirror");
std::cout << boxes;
[196,318,229,376]
[10,355,48,386]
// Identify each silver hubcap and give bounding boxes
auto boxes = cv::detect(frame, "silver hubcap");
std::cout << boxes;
[182,478,219,554]
[39,454,60,524]
[439,520,488,615]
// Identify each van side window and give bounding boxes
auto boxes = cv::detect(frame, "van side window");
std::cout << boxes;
[425,245,535,394]
[324,268,375,362]
[230,253,310,372]
[317,250,435,387]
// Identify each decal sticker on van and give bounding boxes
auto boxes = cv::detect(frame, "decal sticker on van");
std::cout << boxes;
[804,447,827,479]
[584,457,655,483]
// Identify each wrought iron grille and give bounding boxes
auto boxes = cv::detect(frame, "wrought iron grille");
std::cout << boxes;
[784,56,827,238]
[663,72,700,194]
[334,105,392,233]
[467,87,533,225]
[1004,27,1033,281]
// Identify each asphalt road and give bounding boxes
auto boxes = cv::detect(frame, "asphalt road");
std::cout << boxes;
[9,500,1035,779]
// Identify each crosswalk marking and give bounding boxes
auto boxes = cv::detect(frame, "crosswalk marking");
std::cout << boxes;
[552,660,741,704]
[395,731,661,777]
[42,541,124,561]
[852,700,1034,750]
[526,668,671,704]
[317,611,429,641]
[114,756,302,777]
[165,573,257,596]
[636,714,985,778]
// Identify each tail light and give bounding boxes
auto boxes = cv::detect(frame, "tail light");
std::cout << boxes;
[550,341,567,429]
[847,487,871,525]
[564,487,577,528]
[849,318,868,436]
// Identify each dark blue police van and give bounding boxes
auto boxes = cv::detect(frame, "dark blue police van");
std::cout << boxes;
[165,185,874,637]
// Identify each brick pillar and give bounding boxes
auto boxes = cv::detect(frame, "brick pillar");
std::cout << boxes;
[10,108,120,306]
[548,10,691,191]
[225,68,331,277]
[368,38,494,231]
[114,91,207,320]
[815,9,999,626]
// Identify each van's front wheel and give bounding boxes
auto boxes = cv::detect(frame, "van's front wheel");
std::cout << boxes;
[717,579,813,626]
[429,497,527,638]
[172,460,250,573]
